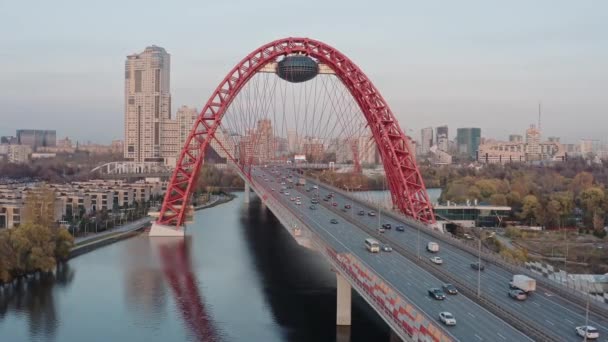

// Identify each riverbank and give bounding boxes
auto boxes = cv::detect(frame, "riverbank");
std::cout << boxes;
[68,193,237,259]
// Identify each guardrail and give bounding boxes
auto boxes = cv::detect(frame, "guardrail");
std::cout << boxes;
[305,175,608,320]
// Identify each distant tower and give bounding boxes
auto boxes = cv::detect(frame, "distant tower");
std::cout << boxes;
[538,102,542,133]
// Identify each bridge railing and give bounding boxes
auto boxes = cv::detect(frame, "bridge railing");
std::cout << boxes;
[305,174,608,319]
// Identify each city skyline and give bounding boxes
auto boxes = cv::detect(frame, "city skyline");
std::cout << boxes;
[1,1,607,144]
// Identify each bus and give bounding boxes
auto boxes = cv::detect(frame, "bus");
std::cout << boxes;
[365,238,380,253]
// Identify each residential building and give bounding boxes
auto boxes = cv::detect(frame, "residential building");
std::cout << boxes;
[124,45,172,163]
[0,144,32,163]
[509,134,523,143]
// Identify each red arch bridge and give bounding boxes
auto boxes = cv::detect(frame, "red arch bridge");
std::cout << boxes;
[151,38,608,342]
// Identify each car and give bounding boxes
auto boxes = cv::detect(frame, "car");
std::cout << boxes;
[508,289,527,301]
[309,205,317,210]
[575,326,599,339]
[332,202,338,207]
[430,256,443,265]
[296,196,301,200]
[471,262,485,270]
[323,197,330,202]
[284,191,290,196]
[378,227,385,234]
[439,312,456,326]
[381,244,392,252]
[330,219,339,224]
[428,288,446,300]
[382,223,392,229]
[295,201,301,205]
[312,185,318,189]
[290,197,295,201]
[344,204,352,209]
[442,283,458,295]
[358,210,365,216]
[279,190,284,194]
[463,233,474,240]
[368,211,376,216]
[271,188,275,191]
[396,225,405,232]
[311,199,319,204]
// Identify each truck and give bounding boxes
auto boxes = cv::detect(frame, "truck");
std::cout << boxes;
[426,242,439,253]
[509,274,536,293]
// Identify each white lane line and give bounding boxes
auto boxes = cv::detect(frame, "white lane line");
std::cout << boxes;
[533,302,541,307]
[545,319,554,326]
[497,332,507,340]
[468,312,475,318]
[474,333,483,341]
[565,319,574,324]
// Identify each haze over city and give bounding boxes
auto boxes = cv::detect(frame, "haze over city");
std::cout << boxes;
[1,0,607,143]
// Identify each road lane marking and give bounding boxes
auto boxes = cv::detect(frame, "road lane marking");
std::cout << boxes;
[468,312,475,318]
[533,302,541,307]
[545,319,554,326]
[497,332,507,340]
[565,319,574,324]
[474,333,483,341]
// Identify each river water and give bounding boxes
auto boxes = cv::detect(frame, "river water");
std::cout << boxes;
[0,193,393,342]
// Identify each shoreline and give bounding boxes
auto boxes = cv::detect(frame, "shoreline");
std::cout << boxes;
[69,192,236,259]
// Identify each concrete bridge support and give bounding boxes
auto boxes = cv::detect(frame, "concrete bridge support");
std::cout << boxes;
[244,183,251,203]
[336,272,352,326]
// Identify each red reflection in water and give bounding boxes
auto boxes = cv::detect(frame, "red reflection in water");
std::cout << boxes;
[156,238,219,342]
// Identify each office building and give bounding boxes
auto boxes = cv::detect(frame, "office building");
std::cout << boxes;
[436,125,448,152]
[456,128,481,160]
[16,129,56,150]
[420,127,433,155]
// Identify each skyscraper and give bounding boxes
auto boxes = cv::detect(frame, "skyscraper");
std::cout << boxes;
[456,128,481,160]
[436,125,448,152]
[124,46,172,162]
[420,127,433,155]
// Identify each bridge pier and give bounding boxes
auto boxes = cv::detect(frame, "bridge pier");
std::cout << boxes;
[244,183,251,203]
[336,272,352,326]
[149,223,185,237]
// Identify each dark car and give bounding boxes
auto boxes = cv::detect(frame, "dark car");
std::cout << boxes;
[396,225,405,232]
[323,197,330,202]
[428,288,446,300]
[382,223,392,229]
[358,210,365,216]
[470,262,485,271]
[442,283,458,295]
[508,289,527,301]
[309,205,317,210]
[344,204,352,209]
[311,199,319,204]
[330,219,339,224]
[332,202,338,207]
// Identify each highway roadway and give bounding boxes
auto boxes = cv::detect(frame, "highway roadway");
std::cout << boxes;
[251,167,532,342]
[292,172,608,342]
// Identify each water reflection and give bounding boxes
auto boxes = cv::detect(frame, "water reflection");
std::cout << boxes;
[153,237,221,342]
[0,263,74,340]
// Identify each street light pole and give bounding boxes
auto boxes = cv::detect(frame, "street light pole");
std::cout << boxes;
[477,230,482,297]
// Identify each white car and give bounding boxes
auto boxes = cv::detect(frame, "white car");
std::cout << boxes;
[439,312,456,326]
[295,201,301,205]
[576,326,599,339]
[430,256,443,265]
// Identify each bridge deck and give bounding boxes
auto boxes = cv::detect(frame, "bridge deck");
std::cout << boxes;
[251,167,532,342]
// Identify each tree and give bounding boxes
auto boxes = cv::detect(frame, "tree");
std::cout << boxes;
[579,187,605,227]
[570,171,594,196]
[519,195,542,226]
[22,185,58,228]
[489,193,507,206]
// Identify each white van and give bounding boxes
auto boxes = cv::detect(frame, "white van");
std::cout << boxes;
[427,242,439,253]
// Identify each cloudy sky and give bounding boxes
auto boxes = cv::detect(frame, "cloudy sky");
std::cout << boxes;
[1,0,606,144]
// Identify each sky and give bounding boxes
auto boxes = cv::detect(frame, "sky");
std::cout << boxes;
[1,0,606,144]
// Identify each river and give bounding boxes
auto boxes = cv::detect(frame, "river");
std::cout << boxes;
[0,193,393,342]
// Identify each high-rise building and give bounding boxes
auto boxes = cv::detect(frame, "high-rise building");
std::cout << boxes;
[509,134,523,143]
[436,125,448,152]
[456,128,481,159]
[124,46,172,163]
[16,130,56,150]
[420,127,433,155]
[238,119,275,164]
[287,130,299,153]
[525,125,541,160]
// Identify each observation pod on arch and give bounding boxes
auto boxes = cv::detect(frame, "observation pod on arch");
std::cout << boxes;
[154,37,436,233]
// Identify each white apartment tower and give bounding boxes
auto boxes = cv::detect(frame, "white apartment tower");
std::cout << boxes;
[124,46,172,162]
[420,127,434,155]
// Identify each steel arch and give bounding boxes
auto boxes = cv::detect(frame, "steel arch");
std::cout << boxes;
[158,37,435,227]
